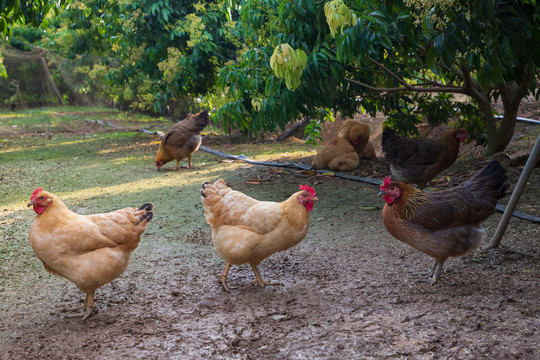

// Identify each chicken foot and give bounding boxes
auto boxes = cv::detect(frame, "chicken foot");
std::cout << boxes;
[412,260,438,277]
[220,261,238,292]
[174,155,193,170]
[413,261,444,285]
[65,292,95,320]
[250,264,281,288]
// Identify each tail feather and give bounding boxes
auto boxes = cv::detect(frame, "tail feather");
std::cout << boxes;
[200,179,230,206]
[137,203,154,224]
[139,211,154,224]
[464,160,509,200]
[382,127,411,163]
[192,110,209,132]
[138,203,154,211]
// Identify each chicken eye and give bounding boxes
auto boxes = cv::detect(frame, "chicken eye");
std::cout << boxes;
[39,196,44,200]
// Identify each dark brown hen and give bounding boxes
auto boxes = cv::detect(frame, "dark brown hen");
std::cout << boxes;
[382,127,467,188]
[379,160,509,284]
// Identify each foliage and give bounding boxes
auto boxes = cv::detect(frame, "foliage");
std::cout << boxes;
[47,0,244,114]
[0,0,69,36]
[269,43,307,91]
[216,0,358,135]
[217,0,539,153]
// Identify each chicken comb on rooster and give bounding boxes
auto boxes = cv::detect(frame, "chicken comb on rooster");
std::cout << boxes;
[31,188,43,200]
[380,176,392,190]
[299,185,316,196]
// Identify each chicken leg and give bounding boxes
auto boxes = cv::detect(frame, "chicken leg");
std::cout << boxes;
[220,261,237,292]
[187,154,192,168]
[250,263,281,288]
[65,292,95,320]
[413,261,444,285]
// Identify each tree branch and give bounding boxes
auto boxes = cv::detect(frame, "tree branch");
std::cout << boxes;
[344,77,465,94]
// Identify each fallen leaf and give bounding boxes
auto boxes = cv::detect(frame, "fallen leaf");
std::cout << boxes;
[358,206,379,211]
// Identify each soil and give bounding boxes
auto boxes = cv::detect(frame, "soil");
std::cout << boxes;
[1,108,539,359]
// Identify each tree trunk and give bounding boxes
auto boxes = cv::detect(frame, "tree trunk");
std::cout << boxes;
[40,56,65,106]
[485,104,518,156]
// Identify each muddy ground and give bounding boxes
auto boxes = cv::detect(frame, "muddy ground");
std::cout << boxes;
[1,110,539,359]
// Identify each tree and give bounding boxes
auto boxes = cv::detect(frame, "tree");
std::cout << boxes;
[0,0,69,35]
[215,0,355,135]
[45,0,243,114]
[0,0,70,78]
[219,0,540,154]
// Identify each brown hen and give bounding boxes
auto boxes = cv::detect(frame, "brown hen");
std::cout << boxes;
[311,137,359,171]
[382,127,467,188]
[379,160,508,284]
[201,180,318,291]
[28,188,154,319]
[155,110,209,170]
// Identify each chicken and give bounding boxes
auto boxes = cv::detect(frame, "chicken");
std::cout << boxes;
[378,160,508,284]
[360,141,377,160]
[338,119,371,158]
[27,188,154,319]
[155,110,209,170]
[311,137,359,171]
[200,180,318,291]
[382,127,467,189]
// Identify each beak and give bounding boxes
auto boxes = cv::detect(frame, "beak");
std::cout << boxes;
[27,200,35,207]
[313,197,319,202]
[378,190,386,197]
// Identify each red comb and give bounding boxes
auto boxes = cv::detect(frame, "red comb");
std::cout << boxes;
[31,188,43,200]
[299,185,316,196]
[380,176,391,190]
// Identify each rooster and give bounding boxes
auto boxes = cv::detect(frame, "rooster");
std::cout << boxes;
[201,180,318,291]
[155,110,209,170]
[311,137,359,171]
[379,160,508,285]
[382,127,467,189]
[28,188,154,319]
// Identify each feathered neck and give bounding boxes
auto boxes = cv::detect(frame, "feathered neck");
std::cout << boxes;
[389,183,427,220]
[440,130,461,149]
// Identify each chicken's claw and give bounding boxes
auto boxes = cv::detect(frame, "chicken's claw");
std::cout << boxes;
[65,307,95,320]
[252,279,282,288]
[412,261,444,285]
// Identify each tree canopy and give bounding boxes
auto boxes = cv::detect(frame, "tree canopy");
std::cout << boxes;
[3,0,539,154]
[0,0,69,35]
[217,0,540,154]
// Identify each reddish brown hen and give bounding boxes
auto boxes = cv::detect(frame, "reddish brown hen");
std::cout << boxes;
[155,110,209,170]
[379,160,508,285]
[382,127,467,188]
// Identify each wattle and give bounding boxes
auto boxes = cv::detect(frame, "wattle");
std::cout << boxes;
[383,195,395,205]
[304,201,314,212]
[33,205,46,214]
